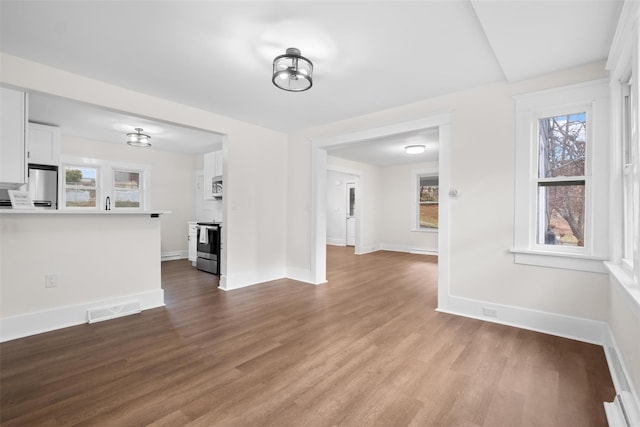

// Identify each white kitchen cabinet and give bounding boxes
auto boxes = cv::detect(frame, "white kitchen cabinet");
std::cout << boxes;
[28,122,60,165]
[0,87,28,185]
[203,150,223,200]
[188,221,198,265]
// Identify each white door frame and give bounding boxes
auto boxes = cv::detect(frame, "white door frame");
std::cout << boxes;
[310,114,451,311]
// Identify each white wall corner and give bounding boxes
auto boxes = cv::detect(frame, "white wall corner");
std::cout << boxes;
[436,295,608,345]
[0,289,165,342]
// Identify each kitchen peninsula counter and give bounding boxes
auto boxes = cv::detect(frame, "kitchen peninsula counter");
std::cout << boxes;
[0,211,167,342]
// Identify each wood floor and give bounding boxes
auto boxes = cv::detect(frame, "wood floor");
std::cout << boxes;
[1,246,614,426]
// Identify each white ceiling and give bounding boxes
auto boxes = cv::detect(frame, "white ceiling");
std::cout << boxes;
[29,93,224,154]
[328,127,439,166]
[0,0,623,163]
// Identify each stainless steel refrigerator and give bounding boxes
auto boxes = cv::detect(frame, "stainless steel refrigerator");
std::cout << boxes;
[28,164,58,209]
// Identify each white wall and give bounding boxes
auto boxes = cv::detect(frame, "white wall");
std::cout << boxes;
[378,161,438,254]
[62,136,197,259]
[0,53,289,293]
[287,61,610,321]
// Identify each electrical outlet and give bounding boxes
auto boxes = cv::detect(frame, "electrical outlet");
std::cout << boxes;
[482,307,498,318]
[45,274,57,288]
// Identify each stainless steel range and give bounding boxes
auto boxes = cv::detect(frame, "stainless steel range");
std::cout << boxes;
[196,222,221,275]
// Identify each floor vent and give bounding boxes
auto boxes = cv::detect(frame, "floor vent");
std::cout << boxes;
[605,391,639,427]
[87,300,141,324]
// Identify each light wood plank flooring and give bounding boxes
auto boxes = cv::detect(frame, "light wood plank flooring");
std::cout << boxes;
[1,246,614,426]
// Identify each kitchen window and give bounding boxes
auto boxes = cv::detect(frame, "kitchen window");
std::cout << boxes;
[513,80,610,272]
[113,169,143,209]
[61,156,150,211]
[64,165,98,209]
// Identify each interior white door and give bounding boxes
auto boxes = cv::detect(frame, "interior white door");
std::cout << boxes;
[346,183,356,246]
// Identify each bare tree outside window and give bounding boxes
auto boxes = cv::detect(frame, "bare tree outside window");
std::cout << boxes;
[537,112,586,246]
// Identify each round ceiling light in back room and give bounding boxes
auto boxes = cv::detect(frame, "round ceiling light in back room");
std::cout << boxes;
[126,128,152,147]
[404,144,426,154]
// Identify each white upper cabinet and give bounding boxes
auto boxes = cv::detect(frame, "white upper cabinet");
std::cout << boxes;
[28,122,61,166]
[203,150,223,200]
[0,87,28,185]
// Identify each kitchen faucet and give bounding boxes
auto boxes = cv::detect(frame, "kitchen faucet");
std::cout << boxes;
[105,196,111,211]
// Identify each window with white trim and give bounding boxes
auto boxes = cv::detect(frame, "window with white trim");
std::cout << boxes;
[418,175,438,230]
[61,156,150,211]
[536,112,587,247]
[64,165,99,209]
[113,169,143,209]
[513,80,609,272]
[621,75,638,281]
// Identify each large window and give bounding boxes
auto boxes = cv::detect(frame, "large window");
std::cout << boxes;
[513,80,609,272]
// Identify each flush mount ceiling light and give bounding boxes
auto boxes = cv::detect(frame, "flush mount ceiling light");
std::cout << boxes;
[126,128,151,147]
[404,144,426,154]
[272,47,313,92]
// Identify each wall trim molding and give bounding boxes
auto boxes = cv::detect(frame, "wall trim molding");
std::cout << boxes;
[327,238,346,246]
[161,250,187,261]
[0,289,165,343]
[378,243,438,256]
[220,268,287,291]
[604,326,640,427]
[437,295,607,345]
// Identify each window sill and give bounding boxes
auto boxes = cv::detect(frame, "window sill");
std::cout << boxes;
[510,248,607,273]
[605,261,640,311]
[412,228,438,233]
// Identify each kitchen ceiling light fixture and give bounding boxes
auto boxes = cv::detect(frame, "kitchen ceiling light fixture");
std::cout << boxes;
[404,144,426,154]
[127,128,151,147]
[272,47,313,92]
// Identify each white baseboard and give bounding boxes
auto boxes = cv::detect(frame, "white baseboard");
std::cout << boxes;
[354,244,380,255]
[219,267,287,291]
[327,238,346,246]
[285,267,326,285]
[437,295,607,345]
[604,326,640,426]
[161,250,187,261]
[378,243,438,255]
[0,289,165,343]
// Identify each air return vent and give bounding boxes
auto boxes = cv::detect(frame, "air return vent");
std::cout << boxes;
[87,300,141,324]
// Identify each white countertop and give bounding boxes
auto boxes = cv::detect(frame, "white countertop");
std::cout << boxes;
[0,209,170,216]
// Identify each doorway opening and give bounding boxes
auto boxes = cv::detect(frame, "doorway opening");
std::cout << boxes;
[310,114,451,311]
